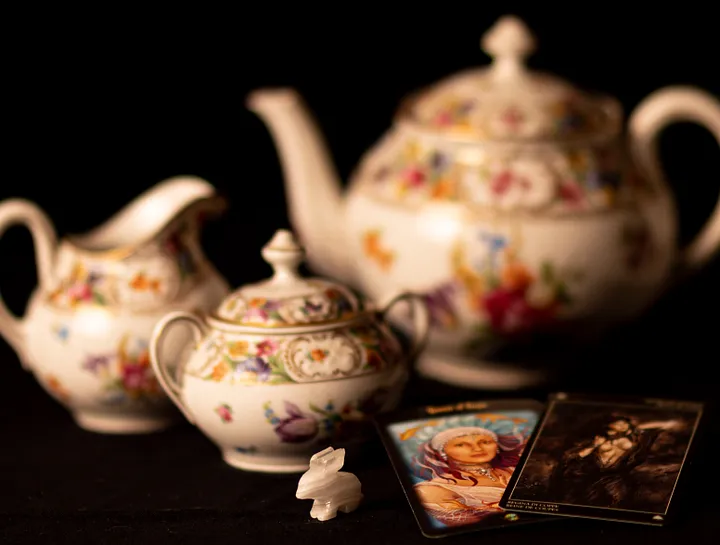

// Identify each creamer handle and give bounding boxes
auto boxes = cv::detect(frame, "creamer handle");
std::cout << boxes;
[379,292,430,364]
[0,199,57,367]
[149,311,207,424]
[628,85,720,273]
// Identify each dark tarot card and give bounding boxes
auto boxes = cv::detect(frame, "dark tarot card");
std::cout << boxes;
[374,399,553,538]
[500,392,704,526]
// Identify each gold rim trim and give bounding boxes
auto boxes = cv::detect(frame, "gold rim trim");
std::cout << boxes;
[205,310,377,333]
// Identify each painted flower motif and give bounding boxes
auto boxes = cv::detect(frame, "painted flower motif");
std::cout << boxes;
[362,229,395,272]
[212,360,230,381]
[309,349,328,362]
[558,180,584,205]
[501,107,525,131]
[255,339,278,357]
[485,159,557,210]
[215,403,233,423]
[67,283,93,302]
[401,166,425,187]
[117,344,159,398]
[234,357,271,382]
[227,341,249,358]
[423,282,459,329]
[481,286,559,335]
[81,336,162,403]
[273,401,319,443]
[83,354,112,373]
[46,374,70,401]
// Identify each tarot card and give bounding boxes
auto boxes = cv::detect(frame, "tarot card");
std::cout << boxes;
[374,398,551,538]
[500,392,705,526]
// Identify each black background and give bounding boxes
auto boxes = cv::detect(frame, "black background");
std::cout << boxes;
[1,5,719,544]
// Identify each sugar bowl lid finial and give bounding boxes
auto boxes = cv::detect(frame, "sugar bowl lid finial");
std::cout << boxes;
[261,229,305,284]
[481,15,536,79]
[214,229,362,327]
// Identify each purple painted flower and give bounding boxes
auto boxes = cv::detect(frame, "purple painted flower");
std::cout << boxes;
[304,300,324,313]
[458,100,475,115]
[235,357,271,381]
[83,354,112,374]
[274,401,319,443]
[430,151,449,172]
[424,283,459,329]
[86,270,102,284]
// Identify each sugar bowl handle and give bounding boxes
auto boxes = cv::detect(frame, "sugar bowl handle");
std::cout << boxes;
[149,311,207,425]
[379,292,430,364]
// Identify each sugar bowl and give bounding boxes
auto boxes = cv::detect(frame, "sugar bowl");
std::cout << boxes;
[149,229,429,472]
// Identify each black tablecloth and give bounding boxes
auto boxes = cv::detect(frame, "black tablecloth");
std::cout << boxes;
[1,260,718,544]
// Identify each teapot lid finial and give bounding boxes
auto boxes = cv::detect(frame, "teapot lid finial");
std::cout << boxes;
[481,15,536,79]
[261,229,305,284]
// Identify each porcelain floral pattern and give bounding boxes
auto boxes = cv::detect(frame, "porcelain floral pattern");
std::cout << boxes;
[82,334,165,404]
[217,286,357,326]
[414,94,601,140]
[190,326,399,385]
[262,388,390,444]
[47,225,200,311]
[423,228,578,339]
[368,137,634,212]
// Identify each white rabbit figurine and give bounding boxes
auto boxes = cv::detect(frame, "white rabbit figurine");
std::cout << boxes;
[296,446,363,521]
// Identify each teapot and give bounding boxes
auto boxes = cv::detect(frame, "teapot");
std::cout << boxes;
[148,229,429,473]
[0,176,230,433]
[246,16,720,388]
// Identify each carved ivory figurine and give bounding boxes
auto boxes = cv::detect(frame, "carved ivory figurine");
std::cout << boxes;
[296,447,363,521]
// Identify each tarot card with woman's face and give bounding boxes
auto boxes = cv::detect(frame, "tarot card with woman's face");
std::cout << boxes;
[500,393,705,525]
[374,399,551,538]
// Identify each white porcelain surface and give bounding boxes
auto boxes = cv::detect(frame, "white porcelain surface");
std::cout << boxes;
[246,15,720,388]
[0,176,230,433]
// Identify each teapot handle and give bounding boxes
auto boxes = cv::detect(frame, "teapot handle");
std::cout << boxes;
[149,310,207,425]
[379,292,431,364]
[628,86,720,273]
[0,199,57,367]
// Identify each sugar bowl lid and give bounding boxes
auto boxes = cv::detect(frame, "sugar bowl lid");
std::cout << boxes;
[214,230,363,327]
[402,15,621,141]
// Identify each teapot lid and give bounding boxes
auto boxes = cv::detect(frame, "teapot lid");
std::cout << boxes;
[402,15,621,141]
[215,230,363,327]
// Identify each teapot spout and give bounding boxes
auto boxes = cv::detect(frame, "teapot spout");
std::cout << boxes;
[247,88,353,284]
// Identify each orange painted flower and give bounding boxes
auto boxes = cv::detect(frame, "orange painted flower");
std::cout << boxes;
[362,230,395,271]
[310,349,327,362]
[136,350,151,367]
[249,298,266,308]
[501,262,534,291]
[129,273,162,292]
[212,360,230,381]
[431,179,455,200]
[46,375,69,401]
